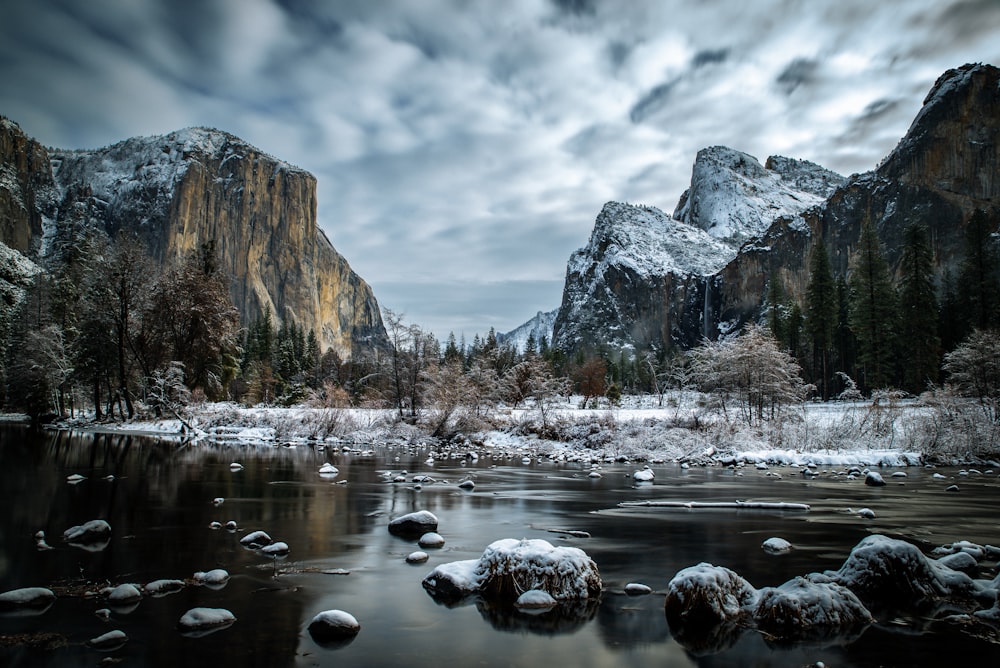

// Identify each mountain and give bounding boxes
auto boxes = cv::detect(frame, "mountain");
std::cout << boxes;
[0,120,387,358]
[552,63,1000,358]
[672,146,844,245]
[499,308,557,353]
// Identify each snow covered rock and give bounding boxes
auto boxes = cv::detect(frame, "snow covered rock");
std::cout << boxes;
[192,569,230,588]
[864,471,886,486]
[406,551,429,564]
[515,589,557,609]
[318,463,339,477]
[423,539,602,605]
[475,538,602,602]
[178,607,236,636]
[239,530,272,548]
[261,541,289,557]
[762,537,792,554]
[633,466,654,482]
[388,510,439,538]
[829,535,975,610]
[936,551,979,575]
[624,583,653,596]
[144,580,185,597]
[88,629,128,651]
[418,532,445,548]
[307,609,360,647]
[422,559,480,603]
[105,584,142,604]
[0,587,55,611]
[664,563,757,627]
[753,577,872,642]
[62,519,111,545]
[672,146,842,245]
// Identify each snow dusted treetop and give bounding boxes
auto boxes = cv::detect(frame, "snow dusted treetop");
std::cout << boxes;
[672,146,843,245]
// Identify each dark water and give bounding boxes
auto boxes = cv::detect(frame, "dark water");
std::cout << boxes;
[1,425,999,667]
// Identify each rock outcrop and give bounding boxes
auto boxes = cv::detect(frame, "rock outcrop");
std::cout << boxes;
[0,122,386,358]
[552,63,1000,357]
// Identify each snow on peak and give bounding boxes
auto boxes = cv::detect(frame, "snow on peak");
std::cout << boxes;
[499,308,558,353]
[672,146,841,245]
[569,201,734,280]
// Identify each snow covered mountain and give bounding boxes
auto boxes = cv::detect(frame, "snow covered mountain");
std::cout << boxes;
[498,308,557,353]
[672,146,844,245]
[0,121,388,358]
[552,63,1000,358]
[552,202,735,353]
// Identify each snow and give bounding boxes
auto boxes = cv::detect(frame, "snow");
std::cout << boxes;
[178,607,236,632]
[0,587,55,609]
[105,583,142,603]
[665,563,757,625]
[754,577,872,639]
[762,537,792,554]
[499,309,558,354]
[418,532,446,548]
[672,146,841,245]
[568,201,735,280]
[144,579,185,597]
[192,569,230,586]
[424,538,602,604]
[261,541,289,557]
[88,629,128,651]
[240,530,272,548]
[63,519,111,543]
[624,583,653,596]
[308,609,361,645]
[515,589,557,609]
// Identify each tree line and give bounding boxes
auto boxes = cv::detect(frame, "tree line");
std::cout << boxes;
[1,208,997,429]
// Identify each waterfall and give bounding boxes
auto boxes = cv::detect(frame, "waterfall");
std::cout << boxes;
[702,278,711,340]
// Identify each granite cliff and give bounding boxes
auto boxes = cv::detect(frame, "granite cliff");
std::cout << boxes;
[0,121,386,358]
[550,63,1000,357]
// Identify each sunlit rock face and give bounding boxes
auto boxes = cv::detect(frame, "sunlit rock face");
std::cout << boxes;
[552,63,1000,357]
[0,122,387,358]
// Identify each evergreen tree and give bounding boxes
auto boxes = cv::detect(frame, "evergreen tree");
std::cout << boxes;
[804,243,837,399]
[766,274,786,346]
[957,209,1000,335]
[898,224,940,393]
[785,301,803,360]
[938,268,964,354]
[848,215,898,391]
[834,275,856,392]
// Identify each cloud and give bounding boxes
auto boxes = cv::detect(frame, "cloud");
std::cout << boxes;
[2,0,1000,339]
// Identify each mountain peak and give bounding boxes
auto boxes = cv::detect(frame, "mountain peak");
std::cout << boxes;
[672,146,843,245]
[877,63,1000,200]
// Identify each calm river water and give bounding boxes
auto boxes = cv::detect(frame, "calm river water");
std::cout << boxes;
[1,425,999,667]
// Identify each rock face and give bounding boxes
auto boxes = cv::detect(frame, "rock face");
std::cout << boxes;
[499,308,557,353]
[0,121,386,358]
[552,63,1000,357]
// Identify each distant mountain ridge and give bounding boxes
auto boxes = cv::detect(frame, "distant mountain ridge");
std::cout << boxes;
[0,121,387,358]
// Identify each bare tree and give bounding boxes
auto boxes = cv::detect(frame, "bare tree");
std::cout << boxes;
[690,325,811,426]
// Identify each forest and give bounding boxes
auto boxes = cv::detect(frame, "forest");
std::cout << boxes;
[1,210,998,444]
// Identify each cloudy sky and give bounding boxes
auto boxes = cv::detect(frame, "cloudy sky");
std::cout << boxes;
[2,0,998,340]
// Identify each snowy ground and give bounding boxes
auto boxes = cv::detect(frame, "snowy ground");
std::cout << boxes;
[32,392,999,467]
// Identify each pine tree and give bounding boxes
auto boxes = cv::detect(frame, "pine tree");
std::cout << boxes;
[766,274,786,345]
[848,215,898,392]
[898,224,939,393]
[957,209,1000,335]
[834,275,856,392]
[805,242,837,399]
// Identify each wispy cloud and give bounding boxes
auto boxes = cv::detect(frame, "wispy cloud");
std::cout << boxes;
[1,0,997,338]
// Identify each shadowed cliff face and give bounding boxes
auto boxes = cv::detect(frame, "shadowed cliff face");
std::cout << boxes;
[0,123,386,358]
[0,118,56,255]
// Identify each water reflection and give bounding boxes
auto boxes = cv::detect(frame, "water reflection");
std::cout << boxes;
[1,425,999,667]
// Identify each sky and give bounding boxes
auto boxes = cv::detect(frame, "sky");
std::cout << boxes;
[2,0,999,341]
